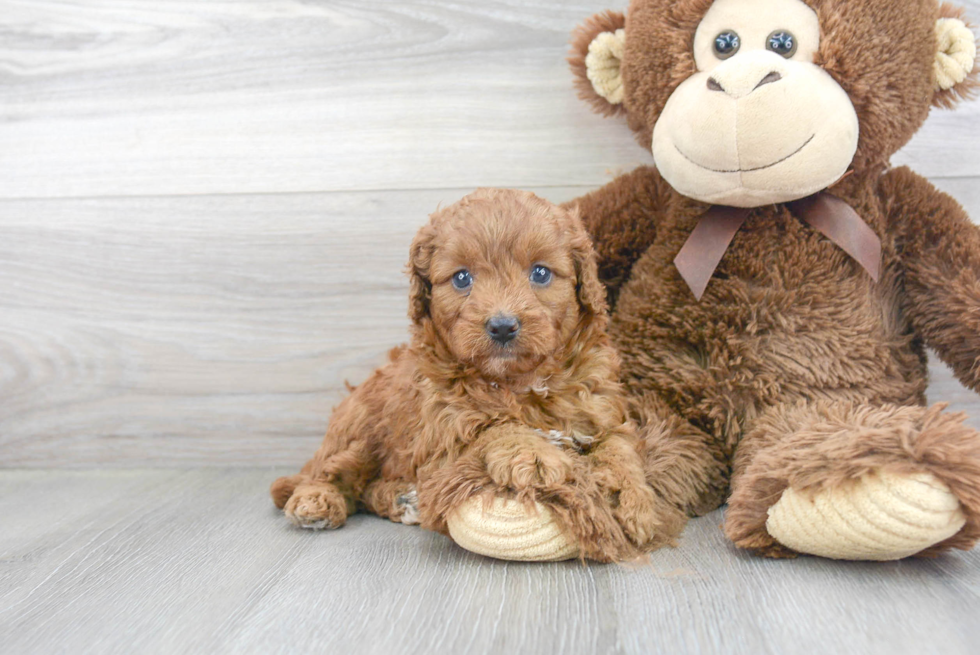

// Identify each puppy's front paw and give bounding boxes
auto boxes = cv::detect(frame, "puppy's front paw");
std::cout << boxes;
[283,484,350,529]
[486,441,575,490]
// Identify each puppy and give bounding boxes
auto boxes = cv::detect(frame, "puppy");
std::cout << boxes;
[270,188,684,561]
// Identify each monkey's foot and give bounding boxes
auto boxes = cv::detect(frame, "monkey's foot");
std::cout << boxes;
[766,470,966,560]
[447,496,579,562]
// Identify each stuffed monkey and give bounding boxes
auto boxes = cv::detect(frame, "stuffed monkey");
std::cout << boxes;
[567,0,980,559]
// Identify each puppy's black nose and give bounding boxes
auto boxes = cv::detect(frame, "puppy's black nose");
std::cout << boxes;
[486,314,520,345]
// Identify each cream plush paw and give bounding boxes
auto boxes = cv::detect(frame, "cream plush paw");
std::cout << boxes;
[446,496,579,562]
[766,470,966,560]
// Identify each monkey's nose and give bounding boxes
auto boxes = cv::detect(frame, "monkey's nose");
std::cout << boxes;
[486,314,520,345]
[707,71,782,95]
[707,68,784,98]
[753,71,782,90]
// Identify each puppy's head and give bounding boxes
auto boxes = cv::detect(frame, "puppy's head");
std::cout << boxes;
[408,188,607,381]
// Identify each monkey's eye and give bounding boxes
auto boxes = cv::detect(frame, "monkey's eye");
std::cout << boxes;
[451,269,472,290]
[766,31,797,58]
[529,265,552,286]
[713,31,740,59]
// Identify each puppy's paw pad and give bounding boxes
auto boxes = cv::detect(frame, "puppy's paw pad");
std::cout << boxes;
[295,518,334,530]
[447,496,579,561]
[766,470,966,560]
[395,487,420,525]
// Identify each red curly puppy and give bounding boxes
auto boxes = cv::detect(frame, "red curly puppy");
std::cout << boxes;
[271,188,684,561]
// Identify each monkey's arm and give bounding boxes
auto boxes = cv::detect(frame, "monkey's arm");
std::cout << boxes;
[562,166,672,308]
[882,166,980,393]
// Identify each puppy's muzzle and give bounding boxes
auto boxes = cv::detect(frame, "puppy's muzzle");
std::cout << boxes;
[486,314,520,345]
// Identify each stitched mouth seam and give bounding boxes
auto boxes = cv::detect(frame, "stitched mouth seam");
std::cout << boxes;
[675,133,815,174]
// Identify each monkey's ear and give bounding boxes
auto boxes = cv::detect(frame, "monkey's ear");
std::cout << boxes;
[569,11,628,117]
[407,223,437,325]
[932,4,978,108]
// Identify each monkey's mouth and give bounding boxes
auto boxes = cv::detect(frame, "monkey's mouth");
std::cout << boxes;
[674,134,815,174]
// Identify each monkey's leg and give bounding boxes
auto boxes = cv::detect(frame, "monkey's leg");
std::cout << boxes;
[725,401,980,560]
[421,424,643,562]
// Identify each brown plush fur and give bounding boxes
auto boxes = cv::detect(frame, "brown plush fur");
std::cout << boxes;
[565,0,980,557]
[270,189,685,562]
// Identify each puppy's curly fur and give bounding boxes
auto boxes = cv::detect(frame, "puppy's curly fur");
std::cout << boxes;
[270,188,685,561]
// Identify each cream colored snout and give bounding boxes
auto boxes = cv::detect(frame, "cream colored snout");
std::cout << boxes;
[651,50,859,208]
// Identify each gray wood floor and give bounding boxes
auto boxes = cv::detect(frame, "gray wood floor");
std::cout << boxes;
[1,469,979,655]
[2,1,980,653]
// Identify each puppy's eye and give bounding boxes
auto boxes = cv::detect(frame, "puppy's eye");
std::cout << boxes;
[713,31,740,59]
[451,269,472,290]
[529,265,552,286]
[766,30,797,58]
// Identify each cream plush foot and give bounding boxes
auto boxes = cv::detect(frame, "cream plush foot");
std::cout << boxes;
[766,470,966,560]
[446,496,579,562]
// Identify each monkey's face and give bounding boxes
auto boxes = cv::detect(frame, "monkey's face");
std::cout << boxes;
[570,0,976,209]
[651,0,858,207]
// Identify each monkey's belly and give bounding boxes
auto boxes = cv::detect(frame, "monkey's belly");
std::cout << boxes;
[613,284,927,434]
[612,214,928,433]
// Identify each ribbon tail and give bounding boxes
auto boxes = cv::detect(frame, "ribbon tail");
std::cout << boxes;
[793,193,882,282]
[674,206,750,300]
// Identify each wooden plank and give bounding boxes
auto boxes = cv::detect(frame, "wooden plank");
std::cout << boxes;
[0,0,977,199]
[3,181,980,467]
[1,469,978,655]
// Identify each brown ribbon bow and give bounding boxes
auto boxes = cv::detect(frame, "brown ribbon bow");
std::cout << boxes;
[673,193,882,300]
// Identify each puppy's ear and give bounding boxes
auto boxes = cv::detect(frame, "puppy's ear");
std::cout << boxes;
[566,208,608,318]
[407,222,437,324]
[932,4,978,109]
[569,10,627,117]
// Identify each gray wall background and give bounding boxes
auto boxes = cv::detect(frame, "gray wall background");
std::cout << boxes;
[2,0,978,467]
